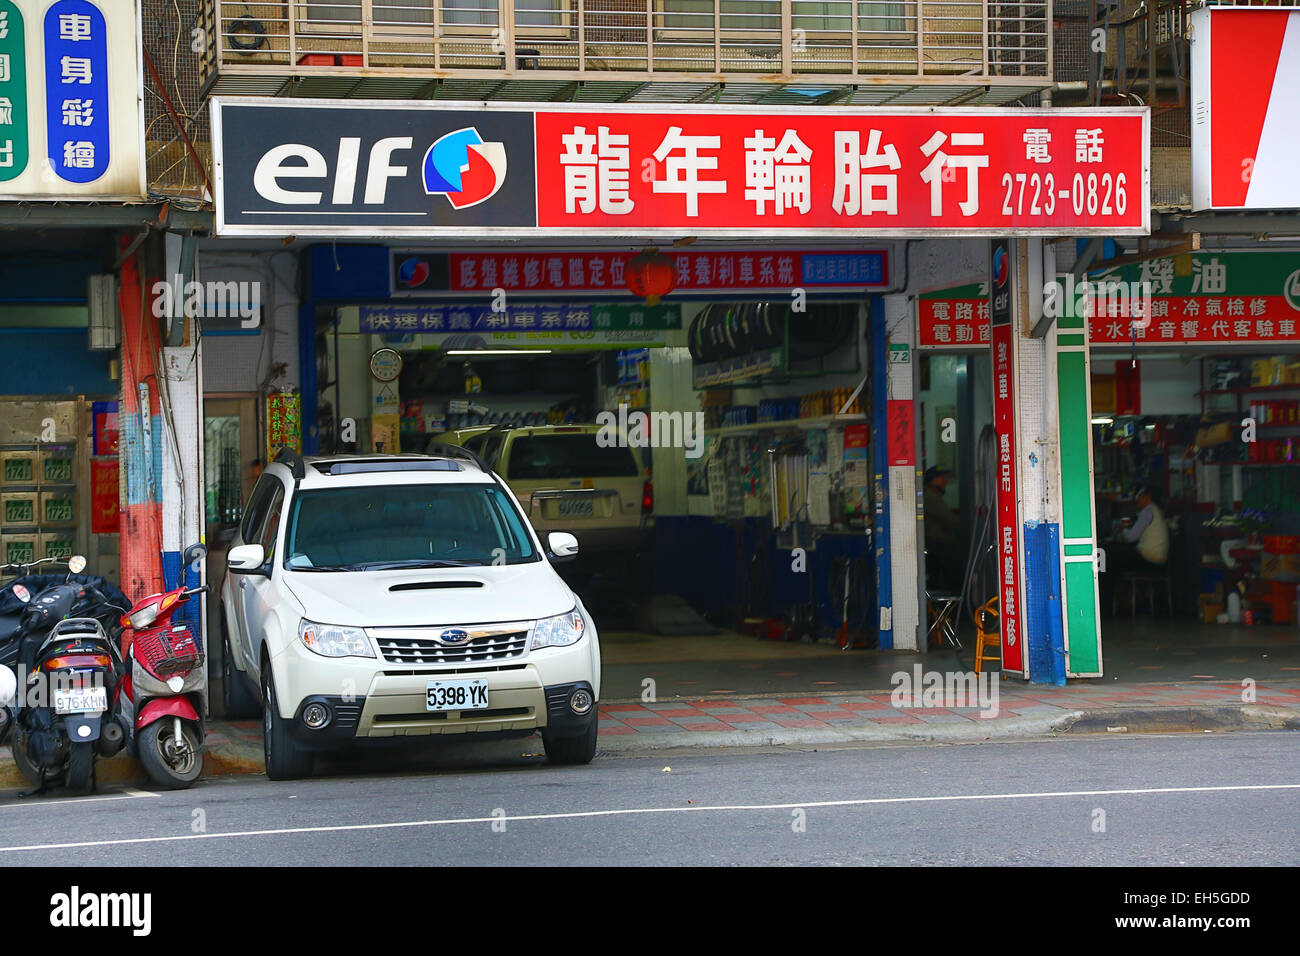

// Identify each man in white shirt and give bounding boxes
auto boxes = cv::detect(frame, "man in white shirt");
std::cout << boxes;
[1120,487,1169,566]
[1103,487,1169,611]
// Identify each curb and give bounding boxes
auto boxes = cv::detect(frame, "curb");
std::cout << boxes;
[0,745,265,791]
[1058,704,1300,735]
[4,703,1298,786]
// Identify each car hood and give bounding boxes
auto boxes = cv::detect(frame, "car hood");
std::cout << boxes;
[281,562,576,628]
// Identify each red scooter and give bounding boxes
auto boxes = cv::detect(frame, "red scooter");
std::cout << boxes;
[116,583,207,789]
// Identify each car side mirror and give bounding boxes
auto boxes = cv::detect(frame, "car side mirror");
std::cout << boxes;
[227,544,267,575]
[547,532,579,563]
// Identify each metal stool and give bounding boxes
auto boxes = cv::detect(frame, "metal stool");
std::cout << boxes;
[927,593,962,651]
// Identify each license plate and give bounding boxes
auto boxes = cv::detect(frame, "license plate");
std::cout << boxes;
[556,497,594,517]
[54,687,107,715]
[426,679,489,712]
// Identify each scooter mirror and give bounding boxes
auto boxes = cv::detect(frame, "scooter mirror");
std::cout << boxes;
[0,664,16,707]
[183,542,208,569]
[67,555,87,575]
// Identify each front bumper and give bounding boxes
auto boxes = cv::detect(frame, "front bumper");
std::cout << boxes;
[272,625,600,742]
[289,680,596,746]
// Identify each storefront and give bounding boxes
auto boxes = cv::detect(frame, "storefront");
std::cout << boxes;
[0,247,121,585]
[915,246,1300,676]
[208,94,1150,688]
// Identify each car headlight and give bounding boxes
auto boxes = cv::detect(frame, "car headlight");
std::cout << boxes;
[531,609,585,650]
[298,620,375,658]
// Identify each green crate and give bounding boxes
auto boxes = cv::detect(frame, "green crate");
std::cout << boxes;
[2,493,37,525]
[39,492,77,528]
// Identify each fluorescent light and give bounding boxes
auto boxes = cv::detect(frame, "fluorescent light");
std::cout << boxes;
[1091,417,1114,425]
[445,349,553,355]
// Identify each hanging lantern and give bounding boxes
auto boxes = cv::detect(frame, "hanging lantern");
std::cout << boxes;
[625,249,676,307]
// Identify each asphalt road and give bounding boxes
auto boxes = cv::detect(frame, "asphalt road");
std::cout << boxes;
[0,732,1296,866]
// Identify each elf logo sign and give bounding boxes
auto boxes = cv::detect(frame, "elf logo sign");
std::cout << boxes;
[422,128,507,209]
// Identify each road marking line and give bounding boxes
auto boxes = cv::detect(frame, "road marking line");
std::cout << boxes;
[0,790,158,812]
[2,782,1298,853]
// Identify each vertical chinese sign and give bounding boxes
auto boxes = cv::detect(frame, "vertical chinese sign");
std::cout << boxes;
[42,0,108,184]
[0,0,142,199]
[0,0,29,183]
[266,393,301,464]
[990,239,1025,676]
[886,345,914,468]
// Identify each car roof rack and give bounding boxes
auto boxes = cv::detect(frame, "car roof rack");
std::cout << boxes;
[273,446,306,481]
[424,442,491,473]
[315,459,463,476]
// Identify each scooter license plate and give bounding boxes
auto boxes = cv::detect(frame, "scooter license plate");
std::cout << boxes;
[425,679,489,712]
[53,687,107,715]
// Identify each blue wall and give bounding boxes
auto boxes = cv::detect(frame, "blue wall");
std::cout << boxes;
[0,330,116,395]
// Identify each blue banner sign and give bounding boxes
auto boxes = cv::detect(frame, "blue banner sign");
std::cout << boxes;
[43,0,109,184]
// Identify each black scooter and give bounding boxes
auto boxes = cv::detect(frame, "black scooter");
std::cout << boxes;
[0,556,130,795]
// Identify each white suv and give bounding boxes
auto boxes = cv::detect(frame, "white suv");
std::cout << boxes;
[218,446,601,780]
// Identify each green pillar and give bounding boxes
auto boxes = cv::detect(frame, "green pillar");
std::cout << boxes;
[1054,294,1103,676]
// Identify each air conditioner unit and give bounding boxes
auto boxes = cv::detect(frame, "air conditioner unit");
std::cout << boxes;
[87,274,119,351]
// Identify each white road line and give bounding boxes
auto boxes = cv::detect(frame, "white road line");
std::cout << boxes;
[1,782,1298,854]
[0,790,158,811]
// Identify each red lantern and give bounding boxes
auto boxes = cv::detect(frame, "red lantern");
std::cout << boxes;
[625,249,675,307]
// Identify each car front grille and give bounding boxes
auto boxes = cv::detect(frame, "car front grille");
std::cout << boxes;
[368,626,531,666]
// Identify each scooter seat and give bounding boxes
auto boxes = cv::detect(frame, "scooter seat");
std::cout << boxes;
[0,610,22,646]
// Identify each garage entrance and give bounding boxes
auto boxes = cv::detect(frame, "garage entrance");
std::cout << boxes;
[298,245,895,699]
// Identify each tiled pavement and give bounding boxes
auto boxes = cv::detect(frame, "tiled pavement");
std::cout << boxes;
[595,681,1300,737]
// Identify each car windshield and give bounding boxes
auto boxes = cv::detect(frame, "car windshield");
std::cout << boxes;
[283,483,538,570]
[507,434,641,480]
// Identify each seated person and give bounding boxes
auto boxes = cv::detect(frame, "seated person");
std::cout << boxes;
[1103,486,1169,607]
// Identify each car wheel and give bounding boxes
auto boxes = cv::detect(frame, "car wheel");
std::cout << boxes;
[542,716,598,766]
[221,609,260,719]
[262,668,313,781]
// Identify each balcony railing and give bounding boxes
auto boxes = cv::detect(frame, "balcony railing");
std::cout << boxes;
[199,0,1050,91]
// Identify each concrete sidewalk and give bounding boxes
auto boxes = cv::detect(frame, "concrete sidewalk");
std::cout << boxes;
[2,679,1298,789]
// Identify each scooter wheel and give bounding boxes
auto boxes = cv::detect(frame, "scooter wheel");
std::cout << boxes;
[65,741,95,795]
[10,727,44,786]
[138,720,203,790]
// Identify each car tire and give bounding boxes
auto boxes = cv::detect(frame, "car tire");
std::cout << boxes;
[221,609,260,720]
[542,716,598,766]
[262,668,312,781]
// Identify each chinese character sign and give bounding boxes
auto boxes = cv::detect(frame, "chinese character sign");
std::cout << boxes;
[534,110,1148,234]
[0,0,29,182]
[918,253,1300,348]
[0,0,142,199]
[43,0,108,183]
[989,239,1024,675]
[213,99,1148,238]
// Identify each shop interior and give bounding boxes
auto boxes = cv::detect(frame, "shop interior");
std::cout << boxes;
[307,295,886,697]
[917,347,1300,681]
